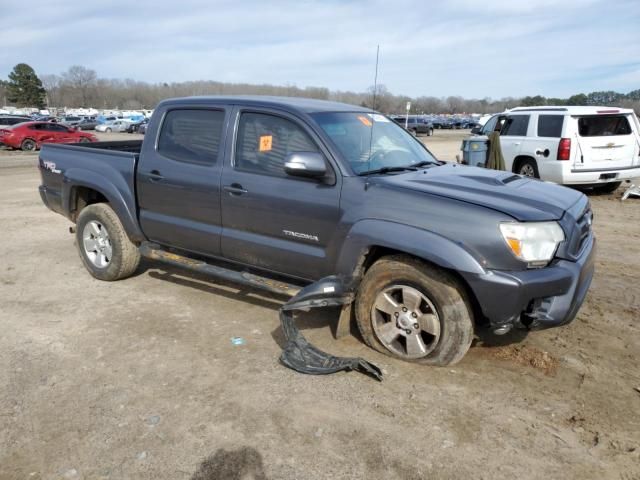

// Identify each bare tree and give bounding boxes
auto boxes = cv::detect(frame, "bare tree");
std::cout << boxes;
[28,63,639,115]
[61,65,98,107]
[40,74,61,107]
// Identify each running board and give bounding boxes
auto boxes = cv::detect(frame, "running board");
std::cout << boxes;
[139,242,302,297]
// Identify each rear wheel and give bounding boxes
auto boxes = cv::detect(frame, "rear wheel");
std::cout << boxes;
[75,203,140,281]
[594,181,621,194]
[21,139,36,151]
[516,158,539,178]
[355,255,474,366]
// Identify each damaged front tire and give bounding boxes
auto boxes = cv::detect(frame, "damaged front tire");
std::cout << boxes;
[355,255,474,366]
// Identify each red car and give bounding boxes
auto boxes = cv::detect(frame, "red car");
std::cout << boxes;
[0,121,98,151]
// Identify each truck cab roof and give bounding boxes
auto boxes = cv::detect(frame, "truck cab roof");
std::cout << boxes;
[158,95,371,114]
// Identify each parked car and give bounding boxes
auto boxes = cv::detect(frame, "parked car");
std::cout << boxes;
[0,121,97,151]
[126,119,148,133]
[432,117,453,129]
[391,116,434,136]
[37,96,595,366]
[95,120,130,133]
[74,118,99,130]
[0,115,32,129]
[469,106,640,191]
[61,116,83,126]
[97,115,122,124]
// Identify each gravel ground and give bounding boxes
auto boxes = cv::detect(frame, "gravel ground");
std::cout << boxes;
[0,131,638,480]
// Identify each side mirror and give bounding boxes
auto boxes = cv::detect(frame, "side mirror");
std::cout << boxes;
[284,152,327,178]
[470,126,481,135]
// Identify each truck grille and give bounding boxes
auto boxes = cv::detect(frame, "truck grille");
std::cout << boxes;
[572,208,593,256]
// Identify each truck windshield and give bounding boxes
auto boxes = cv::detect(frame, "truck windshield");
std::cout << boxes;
[311,112,437,174]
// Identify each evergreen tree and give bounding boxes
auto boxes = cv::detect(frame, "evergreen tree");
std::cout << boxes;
[6,63,46,108]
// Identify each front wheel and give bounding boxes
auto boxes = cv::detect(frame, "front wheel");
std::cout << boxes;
[105,128,112,133]
[355,255,474,366]
[75,203,140,281]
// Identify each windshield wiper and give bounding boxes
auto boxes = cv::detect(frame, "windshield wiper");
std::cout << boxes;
[407,160,438,169]
[358,166,418,176]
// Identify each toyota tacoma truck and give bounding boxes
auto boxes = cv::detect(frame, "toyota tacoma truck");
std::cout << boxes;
[38,96,596,366]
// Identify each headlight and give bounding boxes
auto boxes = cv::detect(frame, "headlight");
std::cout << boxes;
[499,221,565,267]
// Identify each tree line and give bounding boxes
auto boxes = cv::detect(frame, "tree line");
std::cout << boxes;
[1,63,639,115]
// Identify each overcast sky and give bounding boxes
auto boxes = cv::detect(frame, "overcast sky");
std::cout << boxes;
[1,0,638,99]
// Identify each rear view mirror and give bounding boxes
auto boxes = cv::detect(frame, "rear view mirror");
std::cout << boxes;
[471,126,482,135]
[284,152,327,178]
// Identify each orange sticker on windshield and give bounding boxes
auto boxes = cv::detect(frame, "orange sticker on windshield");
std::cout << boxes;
[357,115,372,127]
[259,135,273,152]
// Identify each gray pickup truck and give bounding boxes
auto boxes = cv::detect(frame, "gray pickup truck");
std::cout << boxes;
[38,96,596,366]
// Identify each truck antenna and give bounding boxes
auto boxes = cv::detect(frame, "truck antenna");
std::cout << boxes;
[366,45,380,179]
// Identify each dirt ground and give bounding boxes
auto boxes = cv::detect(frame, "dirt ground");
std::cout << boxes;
[0,130,638,480]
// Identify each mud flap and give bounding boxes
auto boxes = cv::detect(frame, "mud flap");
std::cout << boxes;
[279,276,383,381]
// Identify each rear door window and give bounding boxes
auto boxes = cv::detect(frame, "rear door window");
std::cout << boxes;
[235,112,319,177]
[158,109,225,165]
[537,115,564,137]
[578,116,631,136]
[501,115,530,136]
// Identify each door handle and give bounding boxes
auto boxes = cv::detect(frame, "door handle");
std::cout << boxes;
[147,170,164,182]
[223,183,248,195]
[513,142,521,146]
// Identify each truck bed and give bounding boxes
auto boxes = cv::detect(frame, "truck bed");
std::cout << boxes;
[38,141,142,240]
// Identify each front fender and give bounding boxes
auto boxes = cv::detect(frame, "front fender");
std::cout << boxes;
[335,219,487,278]
[62,168,144,242]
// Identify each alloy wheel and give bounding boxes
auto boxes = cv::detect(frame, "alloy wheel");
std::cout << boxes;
[371,284,441,359]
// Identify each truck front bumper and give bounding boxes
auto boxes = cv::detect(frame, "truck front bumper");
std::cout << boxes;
[462,235,596,330]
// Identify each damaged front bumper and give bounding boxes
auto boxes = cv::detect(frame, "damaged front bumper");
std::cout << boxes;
[279,276,382,381]
[463,235,596,330]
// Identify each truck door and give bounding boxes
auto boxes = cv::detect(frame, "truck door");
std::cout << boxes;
[499,114,530,170]
[137,107,229,257]
[219,108,342,281]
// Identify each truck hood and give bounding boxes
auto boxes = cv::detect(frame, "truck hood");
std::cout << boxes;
[379,164,583,221]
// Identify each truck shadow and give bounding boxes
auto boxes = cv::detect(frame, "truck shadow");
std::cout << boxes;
[140,259,288,312]
[136,259,352,348]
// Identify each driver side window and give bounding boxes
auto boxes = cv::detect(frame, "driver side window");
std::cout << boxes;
[235,112,320,177]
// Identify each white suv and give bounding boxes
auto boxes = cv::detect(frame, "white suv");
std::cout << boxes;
[474,106,640,192]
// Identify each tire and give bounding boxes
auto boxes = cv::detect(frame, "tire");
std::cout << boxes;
[75,203,140,281]
[79,137,90,143]
[21,139,37,151]
[106,128,112,133]
[516,158,539,178]
[427,128,433,137]
[355,255,474,366]
[593,181,621,194]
